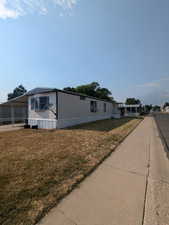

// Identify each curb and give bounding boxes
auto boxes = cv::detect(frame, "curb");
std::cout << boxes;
[153,114,169,159]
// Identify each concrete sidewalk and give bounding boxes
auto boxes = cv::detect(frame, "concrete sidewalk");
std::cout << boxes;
[38,117,169,225]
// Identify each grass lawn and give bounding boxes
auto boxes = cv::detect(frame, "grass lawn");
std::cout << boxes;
[0,117,142,225]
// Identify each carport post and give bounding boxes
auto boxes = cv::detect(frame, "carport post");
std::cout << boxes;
[10,105,15,125]
[125,107,127,116]
[22,107,26,122]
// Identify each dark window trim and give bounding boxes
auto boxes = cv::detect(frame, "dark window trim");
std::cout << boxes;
[90,101,97,113]
[39,96,49,111]
[31,97,35,110]
[80,96,86,100]
[104,103,107,112]
[35,98,39,111]
[56,91,58,120]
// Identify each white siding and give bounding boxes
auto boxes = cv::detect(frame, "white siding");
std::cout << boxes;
[112,103,121,118]
[164,106,169,112]
[57,92,113,128]
[28,119,57,129]
[124,112,140,117]
[28,92,57,129]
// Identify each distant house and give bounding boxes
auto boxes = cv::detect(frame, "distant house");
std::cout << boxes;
[118,103,142,117]
[163,106,169,113]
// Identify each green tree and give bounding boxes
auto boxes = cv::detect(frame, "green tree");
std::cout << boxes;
[63,87,77,93]
[163,102,169,109]
[76,82,99,97]
[125,98,141,105]
[8,85,27,100]
[63,82,114,101]
[145,104,153,112]
[153,105,161,112]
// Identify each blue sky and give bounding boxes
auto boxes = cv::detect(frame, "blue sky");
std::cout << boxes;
[0,0,169,104]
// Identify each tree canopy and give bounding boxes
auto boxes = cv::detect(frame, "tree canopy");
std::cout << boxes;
[63,82,114,102]
[125,98,141,105]
[8,85,27,100]
[144,105,153,112]
[152,105,161,112]
[163,102,169,109]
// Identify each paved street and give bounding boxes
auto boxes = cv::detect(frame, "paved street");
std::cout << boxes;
[154,113,169,152]
[38,116,169,225]
[143,114,169,225]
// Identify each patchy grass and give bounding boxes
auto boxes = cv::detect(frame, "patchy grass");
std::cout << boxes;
[0,117,142,225]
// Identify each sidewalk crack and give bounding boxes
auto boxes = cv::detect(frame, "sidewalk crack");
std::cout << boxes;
[58,209,78,225]
[104,163,145,177]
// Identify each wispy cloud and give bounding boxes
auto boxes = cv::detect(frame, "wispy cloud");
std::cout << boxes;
[137,82,159,88]
[0,0,19,19]
[137,77,169,89]
[0,0,77,19]
[137,77,169,105]
[54,0,76,9]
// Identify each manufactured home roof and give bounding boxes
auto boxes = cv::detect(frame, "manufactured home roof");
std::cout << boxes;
[0,87,115,106]
[26,87,54,95]
[1,94,28,106]
[27,87,114,103]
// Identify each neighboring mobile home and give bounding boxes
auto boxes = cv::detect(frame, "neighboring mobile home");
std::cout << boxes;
[27,88,120,129]
[118,103,142,117]
[163,106,169,113]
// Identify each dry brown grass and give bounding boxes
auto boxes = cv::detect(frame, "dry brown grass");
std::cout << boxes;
[0,117,142,225]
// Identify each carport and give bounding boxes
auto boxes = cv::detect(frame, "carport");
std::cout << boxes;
[0,94,28,125]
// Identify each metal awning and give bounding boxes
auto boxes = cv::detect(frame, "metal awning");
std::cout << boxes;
[0,94,28,107]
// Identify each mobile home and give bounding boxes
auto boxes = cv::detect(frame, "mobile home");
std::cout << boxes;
[118,103,142,117]
[27,88,119,129]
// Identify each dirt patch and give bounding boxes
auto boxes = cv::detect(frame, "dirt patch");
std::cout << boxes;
[0,117,142,225]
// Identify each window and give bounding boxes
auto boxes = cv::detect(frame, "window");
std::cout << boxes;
[90,101,97,112]
[104,103,107,112]
[31,96,50,111]
[35,98,39,111]
[39,96,49,110]
[127,107,131,112]
[31,98,35,110]
[132,107,136,113]
[80,96,86,100]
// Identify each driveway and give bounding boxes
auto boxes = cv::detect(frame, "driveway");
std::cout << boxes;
[0,123,24,132]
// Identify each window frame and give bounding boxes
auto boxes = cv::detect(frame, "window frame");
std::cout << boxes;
[35,98,39,111]
[90,101,97,113]
[104,103,107,112]
[80,96,86,100]
[31,96,50,111]
[31,97,35,110]
[39,96,50,111]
